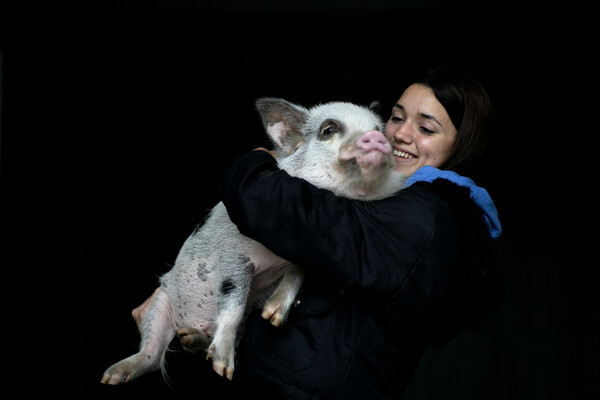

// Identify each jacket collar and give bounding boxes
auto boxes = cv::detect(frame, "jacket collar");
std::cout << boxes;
[404,166,501,239]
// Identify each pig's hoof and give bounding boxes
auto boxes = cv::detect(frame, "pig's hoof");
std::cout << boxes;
[212,360,235,381]
[262,299,291,327]
[206,343,215,360]
[261,306,283,326]
[207,342,235,380]
[176,327,210,353]
[100,352,159,385]
[100,360,137,385]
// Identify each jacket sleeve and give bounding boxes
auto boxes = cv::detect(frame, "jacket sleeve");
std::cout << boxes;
[220,150,459,298]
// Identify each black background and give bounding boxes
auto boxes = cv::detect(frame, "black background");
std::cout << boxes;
[1,1,598,399]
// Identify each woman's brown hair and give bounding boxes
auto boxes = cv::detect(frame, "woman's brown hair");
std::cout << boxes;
[417,69,494,173]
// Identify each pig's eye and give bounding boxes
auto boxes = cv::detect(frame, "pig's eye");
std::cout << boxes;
[323,126,335,136]
[319,125,337,140]
[318,119,343,141]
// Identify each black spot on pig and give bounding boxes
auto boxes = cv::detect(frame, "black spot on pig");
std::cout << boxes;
[220,279,236,296]
[197,263,209,282]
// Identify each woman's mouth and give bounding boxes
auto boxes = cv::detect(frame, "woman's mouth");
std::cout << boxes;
[393,149,416,159]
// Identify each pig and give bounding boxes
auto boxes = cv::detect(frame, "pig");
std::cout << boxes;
[100,97,405,385]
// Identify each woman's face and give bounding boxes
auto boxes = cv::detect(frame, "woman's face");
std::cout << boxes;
[384,83,457,177]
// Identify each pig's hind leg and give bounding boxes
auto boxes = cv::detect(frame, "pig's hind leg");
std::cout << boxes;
[132,287,161,333]
[262,264,304,326]
[101,289,176,385]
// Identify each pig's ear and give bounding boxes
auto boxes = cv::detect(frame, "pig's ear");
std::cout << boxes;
[368,100,381,114]
[256,97,308,156]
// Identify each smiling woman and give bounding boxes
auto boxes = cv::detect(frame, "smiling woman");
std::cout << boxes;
[212,68,505,399]
[403,69,494,174]
[385,82,458,177]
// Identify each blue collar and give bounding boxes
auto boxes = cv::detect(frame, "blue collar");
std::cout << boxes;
[404,166,501,239]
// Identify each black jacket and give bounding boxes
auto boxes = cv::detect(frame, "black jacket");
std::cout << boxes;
[220,151,504,400]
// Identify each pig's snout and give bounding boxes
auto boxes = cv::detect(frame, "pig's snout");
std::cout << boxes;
[356,130,392,155]
[339,130,393,166]
[336,129,396,198]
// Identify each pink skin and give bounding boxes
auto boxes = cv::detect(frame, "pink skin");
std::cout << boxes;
[383,83,457,177]
[354,129,392,166]
[339,129,391,165]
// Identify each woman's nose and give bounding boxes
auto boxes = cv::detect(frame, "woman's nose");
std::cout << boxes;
[393,123,413,144]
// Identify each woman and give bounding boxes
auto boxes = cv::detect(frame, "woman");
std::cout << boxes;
[133,69,505,399]
[221,69,504,399]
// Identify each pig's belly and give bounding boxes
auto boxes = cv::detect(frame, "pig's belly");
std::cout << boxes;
[159,264,218,336]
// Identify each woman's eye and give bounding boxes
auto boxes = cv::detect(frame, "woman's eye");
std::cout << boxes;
[420,126,435,135]
[390,116,404,123]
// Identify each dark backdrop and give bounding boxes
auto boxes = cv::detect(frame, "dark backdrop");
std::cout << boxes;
[1,1,597,399]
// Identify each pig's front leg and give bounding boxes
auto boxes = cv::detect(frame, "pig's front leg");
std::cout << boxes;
[208,255,255,380]
[262,264,304,326]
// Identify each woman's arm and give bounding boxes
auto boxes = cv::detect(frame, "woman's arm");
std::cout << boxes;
[220,150,457,296]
